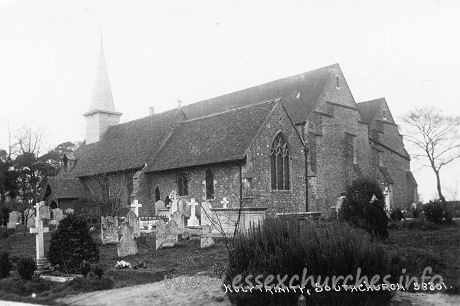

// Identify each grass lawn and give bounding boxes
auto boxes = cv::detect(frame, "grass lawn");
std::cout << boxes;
[0,220,458,305]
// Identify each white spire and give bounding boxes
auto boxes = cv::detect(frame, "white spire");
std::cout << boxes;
[88,35,116,112]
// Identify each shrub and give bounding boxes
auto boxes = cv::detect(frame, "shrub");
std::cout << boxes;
[390,208,403,222]
[423,201,444,224]
[93,266,104,279]
[341,177,389,240]
[226,218,394,305]
[17,257,36,280]
[1,206,9,227]
[0,252,13,279]
[47,215,99,274]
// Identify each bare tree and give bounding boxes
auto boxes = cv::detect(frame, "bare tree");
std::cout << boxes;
[402,107,460,204]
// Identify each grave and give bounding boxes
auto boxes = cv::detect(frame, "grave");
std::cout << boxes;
[101,216,119,244]
[155,221,179,250]
[30,202,49,271]
[53,208,64,222]
[39,205,51,220]
[200,224,214,248]
[25,208,35,228]
[64,208,74,215]
[131,199,142,217]
[126,211,140,238]
[186,198,200,227]
[117,222,138,257]
[171,210,185,230]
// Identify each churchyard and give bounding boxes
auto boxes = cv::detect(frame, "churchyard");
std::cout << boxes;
[0,185,459,305]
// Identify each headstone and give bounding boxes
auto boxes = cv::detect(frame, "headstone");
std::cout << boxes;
[155,200,165,215]
[117,223,138,257]
[64,208,74,215]
[200,236,215,248]
[9,211,21,224]
[171,211,185,231]
[101,216,119,244]
[200,201,213,227]
[130,199,142,217]
[25,208,35,228]
[178,198,189,217]
[29,202,49,270]
[155,221,179,250]
[7,222,16,229]
[200,224,214,248]
[53,208,64,222]
[221,197,229,209]
[126,211,140,238]
[39,205,51,220]
[187,198,199,226]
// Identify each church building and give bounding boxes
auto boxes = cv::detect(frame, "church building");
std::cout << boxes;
[45,42,417,218]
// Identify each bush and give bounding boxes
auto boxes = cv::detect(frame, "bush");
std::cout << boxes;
[390,208,403,222]
[0,252,13,279]
[93,266,104,279]
[341,177,389,240]
[47,215,99,274]
[423,201,444,224]
[1,206,10,227]
[225,218,394,305]
[401,219,440,231]
[17,257,36,280]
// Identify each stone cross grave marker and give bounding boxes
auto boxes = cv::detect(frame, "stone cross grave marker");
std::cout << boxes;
[155,221,179,250]
[131,199,142,217]
[29,202,49,269]
[187,198,200,227]
[221,197,229,209]
[101,216,119,244]
[126,210,140,238]
[117,222,138,257]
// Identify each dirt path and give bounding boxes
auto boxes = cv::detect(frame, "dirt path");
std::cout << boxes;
[56,276,231,306]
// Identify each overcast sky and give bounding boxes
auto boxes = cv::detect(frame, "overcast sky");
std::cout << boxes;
[0,0,459,201]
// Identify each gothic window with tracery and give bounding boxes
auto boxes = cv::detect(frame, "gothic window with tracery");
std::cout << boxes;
[270,132,290,190]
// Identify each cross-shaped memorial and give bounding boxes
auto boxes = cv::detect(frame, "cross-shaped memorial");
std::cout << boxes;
[221,197,229,209]
[30,201,49,271]
[131,199,142,217]
[187,198,200,226]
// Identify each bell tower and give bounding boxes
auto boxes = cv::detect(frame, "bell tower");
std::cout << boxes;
[83,36,122,144]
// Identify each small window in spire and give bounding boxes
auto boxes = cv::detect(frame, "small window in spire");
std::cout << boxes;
[383,110,387,120]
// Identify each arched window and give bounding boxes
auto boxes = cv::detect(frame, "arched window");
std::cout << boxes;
[205,168,214,199]
[154,186,161,202]
[270,132,290,190]
[177,173,188,196]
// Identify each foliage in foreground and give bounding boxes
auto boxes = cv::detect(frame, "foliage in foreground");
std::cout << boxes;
[17,258,36,281]
[47,215,99,274]
[0,252,13,279]
[423,200,453,224]
[341,177,389,240]
[226,218,395,305]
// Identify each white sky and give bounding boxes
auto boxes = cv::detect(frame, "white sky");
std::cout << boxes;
[0,0,459,201]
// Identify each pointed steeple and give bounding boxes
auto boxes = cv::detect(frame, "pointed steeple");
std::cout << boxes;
[88,35,117,112]
[83,36,122,144]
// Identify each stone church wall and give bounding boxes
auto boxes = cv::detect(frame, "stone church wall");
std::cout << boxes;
[242,103,307,215]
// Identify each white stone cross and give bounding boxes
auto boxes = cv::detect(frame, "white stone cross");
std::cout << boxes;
[221,197,229,209]
[131,199,143,217]
[30,202,49,261]
[187,198,200,226]
[369,194,378,204]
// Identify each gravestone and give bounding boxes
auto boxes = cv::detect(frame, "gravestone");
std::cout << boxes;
[155,200,165,215]
[221,197,229,209]
[155,221,179,250]
[187,198,200,226]
[30,202,49,271]
[126,211,140,238]
[171,211,185,231]
[117,223,138,257]
[53,208,64,222]
[39,205,51,220]
[64,208,74,215]
[130,199,142,217]
[200,201,213,227]
[101,216,119,244]
[25,208,35,228]
[178,198,189,217]
[7,211,21,229]
[200,223,214,248]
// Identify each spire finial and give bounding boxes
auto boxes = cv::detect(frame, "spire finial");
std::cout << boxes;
[100,33,103,49]
[177,99,182,108]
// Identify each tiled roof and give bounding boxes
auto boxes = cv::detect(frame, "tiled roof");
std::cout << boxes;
[145,100,279,172]
[72,109,185,177]
[181,64,336,124]
[47,176,87,199]
[357,98,384,124]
